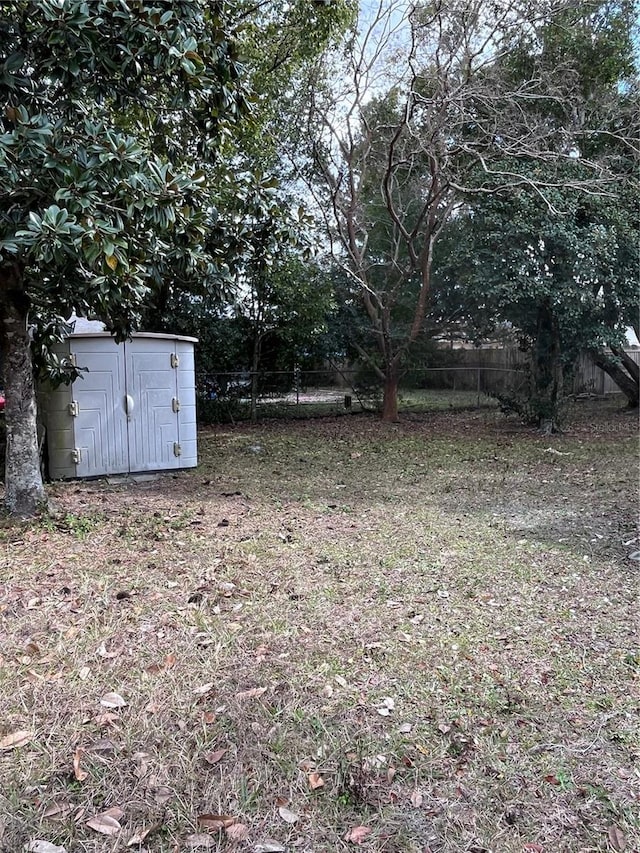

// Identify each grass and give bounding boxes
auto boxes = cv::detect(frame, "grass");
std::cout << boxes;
[0,398,638,853]
[198,387,498,423]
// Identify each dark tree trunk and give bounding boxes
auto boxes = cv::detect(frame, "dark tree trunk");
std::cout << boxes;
[0,266,48,515]
[532,300,563,434]
[591,348,639,408]
[381,363,400,422]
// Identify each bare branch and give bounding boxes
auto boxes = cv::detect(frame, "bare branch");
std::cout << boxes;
[293,0,636,418]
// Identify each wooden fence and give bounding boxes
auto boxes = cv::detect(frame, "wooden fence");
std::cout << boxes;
[452,346,640,395]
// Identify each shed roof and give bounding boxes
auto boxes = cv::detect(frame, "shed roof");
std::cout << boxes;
[66,331,198,343]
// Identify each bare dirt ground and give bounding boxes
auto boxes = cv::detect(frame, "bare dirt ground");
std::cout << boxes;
[0,400,638,853]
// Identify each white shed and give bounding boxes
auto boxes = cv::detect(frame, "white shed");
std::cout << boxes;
[41,333,198,479]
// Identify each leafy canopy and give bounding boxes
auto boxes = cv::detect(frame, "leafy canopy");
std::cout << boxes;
[0,0,246,338]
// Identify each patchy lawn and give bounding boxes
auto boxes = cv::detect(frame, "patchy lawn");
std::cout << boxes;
[0,400,638,853]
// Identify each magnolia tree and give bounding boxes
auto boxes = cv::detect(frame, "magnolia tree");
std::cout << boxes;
[0,0,246,515]
[301,0,636,421]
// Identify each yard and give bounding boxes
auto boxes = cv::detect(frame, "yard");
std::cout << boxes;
[0,400,638,853]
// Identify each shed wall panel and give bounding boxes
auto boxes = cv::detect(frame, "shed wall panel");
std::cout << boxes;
[44,334,198,478]
[71,339,129,476]
[125,339,180,472]
[175,340,198,468]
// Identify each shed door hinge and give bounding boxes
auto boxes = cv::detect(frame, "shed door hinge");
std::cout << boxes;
[68,400,79,417]
[170,353,179,368]
[173,442,182,457]
[71,448,82,464]
[172,397,180,413]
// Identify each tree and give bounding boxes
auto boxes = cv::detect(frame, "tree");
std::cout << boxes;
[430,0,639,423]
[138,0,356,390]
[239,252,335,421]
[302,0,636,421]
[0,0,245,514]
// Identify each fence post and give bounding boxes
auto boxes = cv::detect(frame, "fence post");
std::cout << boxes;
[294,364,300,409]
[477,365,481,408]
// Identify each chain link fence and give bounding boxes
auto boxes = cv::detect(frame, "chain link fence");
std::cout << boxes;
[196,365,529,422]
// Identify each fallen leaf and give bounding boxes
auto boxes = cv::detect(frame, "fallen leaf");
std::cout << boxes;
[0,730,34,750]
[278,806,299,824]
[24,842,68,853]
[94,712,120,728]
[86,738,117,754]
[254,842,286,853]
[608,825,626,851]
[193,683,214,696]
[73,748,88,782]
[126,831,148,847]
[132,751,150,779]
[255,644,269,659]
[235,686,267,701]
[398,722,412,733]
[308,772,324,790]
[78,666,90,680]
[225,823,248,841]
[100,692,126,709]
[126,820,162,847]
[42,802,72,820]
[344,825,371,844]
[197,814,235,830]
[410,789,423,807]
[185,834,216,849]
[97,642,119,659]
[544,774,560,786]
[203,748,226,764]
[153,785,173,805]
[523,845,544,852]
[85,812,121,836]
[102,807,125,820]
[202,711,217,724]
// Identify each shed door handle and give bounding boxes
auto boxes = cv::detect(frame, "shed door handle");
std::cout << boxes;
[125,394,134,416]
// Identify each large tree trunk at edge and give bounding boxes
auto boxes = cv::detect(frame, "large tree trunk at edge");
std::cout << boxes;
[590,347,639,408]
[0,268,48,516]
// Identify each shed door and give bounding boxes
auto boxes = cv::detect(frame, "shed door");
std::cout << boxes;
[71,339,129,477]
[125,338,180,472]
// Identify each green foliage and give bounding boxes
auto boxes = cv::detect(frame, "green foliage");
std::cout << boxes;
[136,1,356,381]
[427,0,638,424]
[232,0,356,166]
[0,0,246,340]
[435,168,638,420]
